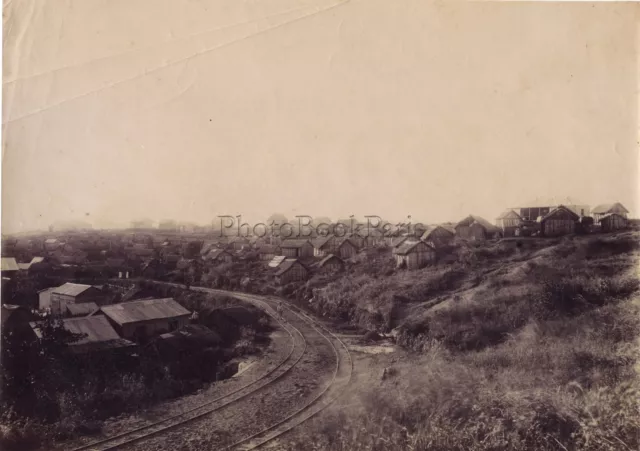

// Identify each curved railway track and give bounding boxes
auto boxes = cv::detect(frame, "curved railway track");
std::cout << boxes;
[70,284,353,451]
[70,295,306,451]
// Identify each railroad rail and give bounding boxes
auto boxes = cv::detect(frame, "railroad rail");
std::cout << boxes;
[71,284,353,451]
[70,295,306,451]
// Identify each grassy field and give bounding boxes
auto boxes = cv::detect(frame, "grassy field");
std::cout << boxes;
[284,231,640,450]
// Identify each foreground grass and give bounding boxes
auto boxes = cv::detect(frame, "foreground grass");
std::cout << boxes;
[285,232,640,450]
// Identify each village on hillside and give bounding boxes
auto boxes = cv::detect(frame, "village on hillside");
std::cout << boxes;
[0,197,633,352]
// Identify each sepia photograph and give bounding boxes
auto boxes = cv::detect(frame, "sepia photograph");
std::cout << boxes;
[1,1,639,450]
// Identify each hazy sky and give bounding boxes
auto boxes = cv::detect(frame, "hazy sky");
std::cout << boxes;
[2,0,638,233]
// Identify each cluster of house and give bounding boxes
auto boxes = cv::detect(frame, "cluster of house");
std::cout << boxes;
[2,281,193,355]
[0,199,631,287]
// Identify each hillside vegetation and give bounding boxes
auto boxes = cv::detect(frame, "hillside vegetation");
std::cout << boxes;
[286,231,640,451]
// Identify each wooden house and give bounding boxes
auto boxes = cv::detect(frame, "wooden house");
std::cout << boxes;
[455,216,501,241]
[313,254,345,274]
[257,244,280,261]
[392,241,436,270]
[539,206,579,237]
[495,210,524,237]
[274,259,309,284]
[100,298,191,341]
[599,213,628,233]
[50,283,110,316]
[311,235,337,257]
[591,203,629,224]
[420,225,455,249]
[280,239,314,258]
[335,238,359,259]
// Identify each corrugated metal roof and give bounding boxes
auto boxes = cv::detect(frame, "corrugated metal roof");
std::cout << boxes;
[1,258,19,271]
[52,283,94,297]
[101,298,190,325]
[62,316,120,343]
[66,302,99,317]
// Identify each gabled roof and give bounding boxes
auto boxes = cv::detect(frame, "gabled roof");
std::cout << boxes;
[1,258,19,271]
[421,225,456,240]
[391,236,410,247]
[540,205,580,222]
[66,302,100,317]
[311,235,334,249]
[280,239,312,249]
[52,283,95,297]
[30,257,46,264]
[496,209,523,220]
[101,298,190,325]
[274,258,307,276]
[455,215,501,233]
[591,202,629,215]
[393,240,434,256]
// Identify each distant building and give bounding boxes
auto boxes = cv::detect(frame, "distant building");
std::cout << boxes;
[313,254,345,274]
[335,238,359,259]
[311,235,338,257]
[591,203,629,224]
[274,259,309,284]
[100,298,191,341]
[50,283,110,316]
[393,241,436,270]
[495,210,524,237]
[455,215,501,241]
[420,225,455,249]
[599,213,628,233]
[257,245,280,261]
[512,197,589,221]
[539,206,579,237]
[280,239,314,258]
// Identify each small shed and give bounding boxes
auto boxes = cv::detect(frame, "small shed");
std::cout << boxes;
[100,298,191,341]
[257,244,280,261]
[274,259,309,284]
[50,283,110,316]
[420,225,455,248]
[592,202,629,224]
[280,239,314,258]
[311,235,337,257]
[495,210,524,237]
[539,206,579,237]
[335,238,359,259]
[392,241,436,270]
[38,287,57,311]
[455,215,502,241]
[599,213,628,233]
[314,254,345,274]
